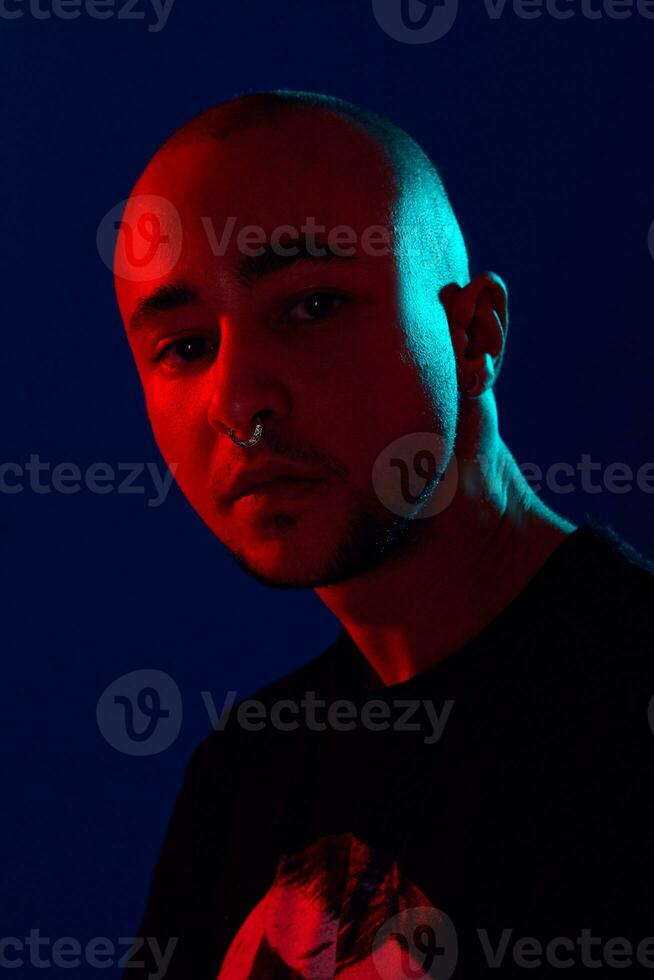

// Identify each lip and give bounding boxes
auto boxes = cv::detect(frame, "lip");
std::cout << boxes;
[236,477,321,504]
[227,463,324,502]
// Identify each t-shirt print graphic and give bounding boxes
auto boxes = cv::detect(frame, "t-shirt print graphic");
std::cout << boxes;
[217,832,448,979]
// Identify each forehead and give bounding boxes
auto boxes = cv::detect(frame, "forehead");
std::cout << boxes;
[114,113,398,318]
[152,111,394,223]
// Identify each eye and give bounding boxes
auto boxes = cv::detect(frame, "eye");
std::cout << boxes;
[284,291,348,323]
[154,335,218,368]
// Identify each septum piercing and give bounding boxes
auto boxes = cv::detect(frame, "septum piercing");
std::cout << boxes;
[227,417,264,448]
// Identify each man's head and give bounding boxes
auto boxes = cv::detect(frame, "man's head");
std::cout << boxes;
[114,90,507,588]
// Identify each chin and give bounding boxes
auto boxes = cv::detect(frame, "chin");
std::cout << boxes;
[215,511,339,589]
[206,491,410,589]
[230,542,336,590]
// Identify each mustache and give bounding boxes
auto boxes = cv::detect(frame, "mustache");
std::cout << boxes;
[215,428,350,484]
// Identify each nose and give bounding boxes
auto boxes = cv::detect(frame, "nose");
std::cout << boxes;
[206,316,292,442]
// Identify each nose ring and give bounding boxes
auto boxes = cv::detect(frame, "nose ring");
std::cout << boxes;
[227,417,264,448]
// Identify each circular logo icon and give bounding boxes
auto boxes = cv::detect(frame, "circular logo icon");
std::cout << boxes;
[96,668,182,756]
[372,906,458,979]
[372,432,458,518]
[97,194,182,282]
[372,0,459,43]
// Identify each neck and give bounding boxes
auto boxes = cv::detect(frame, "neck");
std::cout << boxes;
[315,438,575,686]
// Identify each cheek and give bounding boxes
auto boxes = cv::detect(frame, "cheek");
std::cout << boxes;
[322,337,450,446]
[143,380,214,481]
[322,351,457,505]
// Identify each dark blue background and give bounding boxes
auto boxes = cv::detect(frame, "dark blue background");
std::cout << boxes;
[3,1,653,974]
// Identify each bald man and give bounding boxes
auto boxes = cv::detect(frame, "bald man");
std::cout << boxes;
[115,92,654,978]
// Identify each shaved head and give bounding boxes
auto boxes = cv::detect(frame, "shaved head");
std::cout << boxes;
[137,89,470,293]
[114,90,484,588]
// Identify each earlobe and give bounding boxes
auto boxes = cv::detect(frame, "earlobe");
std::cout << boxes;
[465,371,484,398]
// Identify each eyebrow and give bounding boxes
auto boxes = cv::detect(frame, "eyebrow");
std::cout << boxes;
[236,236,356,287]
[129,282,198,331]
[128,236,355,331]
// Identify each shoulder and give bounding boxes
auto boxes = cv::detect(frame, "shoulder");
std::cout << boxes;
[568,519,654,637]
[539,520,654,741]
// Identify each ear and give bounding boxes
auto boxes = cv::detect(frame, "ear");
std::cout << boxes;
[440,272,509,397]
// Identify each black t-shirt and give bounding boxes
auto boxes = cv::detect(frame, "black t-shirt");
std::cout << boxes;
[125,521,654,978]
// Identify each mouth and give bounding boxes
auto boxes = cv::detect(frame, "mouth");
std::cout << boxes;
[233,476,322,502]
